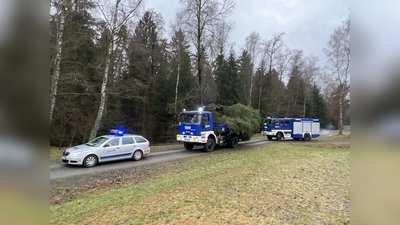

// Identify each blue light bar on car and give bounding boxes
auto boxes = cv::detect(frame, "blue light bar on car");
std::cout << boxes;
[110,129,124,136]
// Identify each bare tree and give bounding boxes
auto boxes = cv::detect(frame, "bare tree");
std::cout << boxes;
[276,47,293,87]
[324,17,350,134]
[89,0,144,140]
[50,0,72,124]
[210,21,232,59]
[262,32,285,74]
[244,31,261,106]
[258,32,285,111]
[176,0,235,105]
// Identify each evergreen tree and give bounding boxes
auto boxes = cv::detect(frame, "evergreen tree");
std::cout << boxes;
[169,29,197,114]
[307,84,328,127]
[237,50,252,105]
[50,0,100,146]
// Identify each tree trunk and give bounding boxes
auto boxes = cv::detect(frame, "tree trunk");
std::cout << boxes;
[89,0,120,140]
[175,61,180,115]
[196,1,203,105]
[258,75,262,111]
[50,1,67,124]
[339,87,343,135]
[89,47,111,140]
[249,73,253,106]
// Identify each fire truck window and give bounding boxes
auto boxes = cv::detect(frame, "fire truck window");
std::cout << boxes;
[285,120,290,126]
[275,120,280,126]
[202,114,209,123]
[280,120,285,125]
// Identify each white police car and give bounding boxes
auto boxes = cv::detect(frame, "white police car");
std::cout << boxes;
[61,129,150,167]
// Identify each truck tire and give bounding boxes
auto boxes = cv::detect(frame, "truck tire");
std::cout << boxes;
[276,132,283,141]
[228,135,239,148]
[184,142,194,150]
[267,135,273,140]
[204,138,215,152]
[303,133,311,141]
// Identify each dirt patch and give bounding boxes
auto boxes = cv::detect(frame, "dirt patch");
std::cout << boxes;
[50,157,194,205]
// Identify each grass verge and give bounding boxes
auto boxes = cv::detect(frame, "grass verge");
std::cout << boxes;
[50,137,350,224]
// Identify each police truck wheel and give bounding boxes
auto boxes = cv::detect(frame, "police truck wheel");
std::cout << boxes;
[267,135,272,140]
[184,142,194,150]
[229,136,239,148]
[276,133,283,141]
[204,138,215,152]
[303,133,311,141]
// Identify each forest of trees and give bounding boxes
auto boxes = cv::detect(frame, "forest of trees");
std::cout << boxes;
[50,0,350,146]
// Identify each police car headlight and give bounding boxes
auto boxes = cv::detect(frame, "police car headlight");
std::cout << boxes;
[70,151,82,157]
[194,137,199,142]
[177,136,182,141]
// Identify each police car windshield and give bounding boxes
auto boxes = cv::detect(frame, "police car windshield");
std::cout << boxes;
[86,136,109,147]
[179,114,201,124]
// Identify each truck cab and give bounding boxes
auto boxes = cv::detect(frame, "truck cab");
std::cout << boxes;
[176,109,239,152]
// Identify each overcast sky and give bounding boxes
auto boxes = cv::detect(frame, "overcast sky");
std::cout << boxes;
[145,0,350,68]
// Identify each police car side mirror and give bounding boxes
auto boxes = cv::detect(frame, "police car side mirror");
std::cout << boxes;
[104,144,110,148]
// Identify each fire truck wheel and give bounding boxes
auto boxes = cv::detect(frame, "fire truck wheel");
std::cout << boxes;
[184,142,194,150]
[303,133,311,141]
[204,138,215,152]
[276,133,283,141]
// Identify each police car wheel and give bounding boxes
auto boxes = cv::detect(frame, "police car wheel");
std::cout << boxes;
[83,155,98,168]
[133,150,143,161]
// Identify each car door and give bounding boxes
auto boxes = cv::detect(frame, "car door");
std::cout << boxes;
[134,136,150,154]
[100,137,121,162]
[119,136,136,158]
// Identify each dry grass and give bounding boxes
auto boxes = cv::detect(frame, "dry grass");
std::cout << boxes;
[50,134,350,225]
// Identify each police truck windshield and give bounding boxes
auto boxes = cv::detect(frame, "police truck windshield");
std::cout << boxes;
[179,114,201,124]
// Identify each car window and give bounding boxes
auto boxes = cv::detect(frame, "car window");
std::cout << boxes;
[122,137,134,145]
[134,136,147,143]
[106,138,120,146]
[202,114,209,123]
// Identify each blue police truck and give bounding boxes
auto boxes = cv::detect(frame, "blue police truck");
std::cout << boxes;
[176,107,242,152]
[261,117,320,141]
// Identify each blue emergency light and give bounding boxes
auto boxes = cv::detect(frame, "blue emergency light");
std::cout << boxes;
[109,129,124,136]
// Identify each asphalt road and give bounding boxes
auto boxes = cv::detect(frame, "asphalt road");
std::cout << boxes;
[50,138,274,180]
[50,130,341,181]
